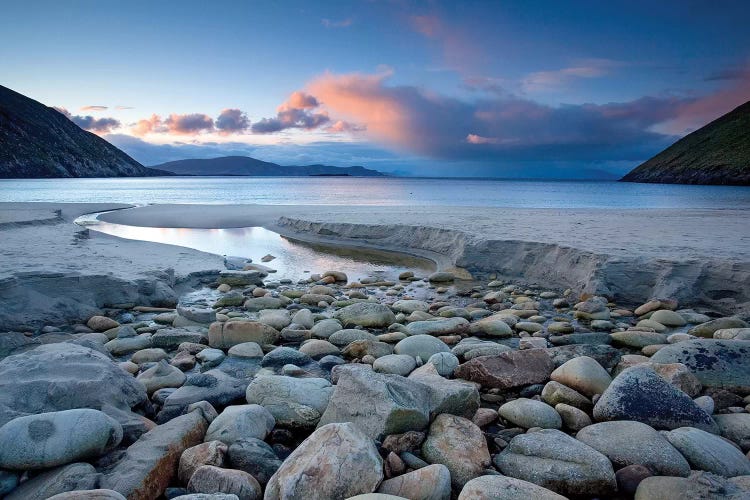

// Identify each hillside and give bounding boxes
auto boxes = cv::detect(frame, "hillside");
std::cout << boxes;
[621,101,750,185]
[152,156,384,176]
[0,85,168,178]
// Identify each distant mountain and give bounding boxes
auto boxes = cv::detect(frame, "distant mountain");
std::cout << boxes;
[0,85,169,178]
[152,156,385,177]
[621,101,750,185]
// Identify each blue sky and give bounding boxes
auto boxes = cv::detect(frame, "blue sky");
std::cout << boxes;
[2,0,749,177]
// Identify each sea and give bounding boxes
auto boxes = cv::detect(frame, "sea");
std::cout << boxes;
[2,177,750,209]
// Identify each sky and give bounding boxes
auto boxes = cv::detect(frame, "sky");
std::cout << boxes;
[2,0,749,178]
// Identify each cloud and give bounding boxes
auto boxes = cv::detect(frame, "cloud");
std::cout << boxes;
[131,114,165,136]
[115,105,134,110]
[165,113,214,134]
[328,120,366,133]
[54,106,120,133]
[321,18,353,28]
[302,69,750,162]
[251,91,330,134]
[521,59,621,92]
[216,108,250,134]
[80,105,108,111]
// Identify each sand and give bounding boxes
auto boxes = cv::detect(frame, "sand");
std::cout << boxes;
[1,202,748,329]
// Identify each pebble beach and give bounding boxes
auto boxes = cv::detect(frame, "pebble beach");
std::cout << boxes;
[0,202,749,499]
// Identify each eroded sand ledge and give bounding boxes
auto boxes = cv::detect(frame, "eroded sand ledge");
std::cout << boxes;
[72,204,750,315]
[1,202,748,330]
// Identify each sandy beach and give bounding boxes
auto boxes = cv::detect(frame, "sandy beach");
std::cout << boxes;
[1,202,748,330]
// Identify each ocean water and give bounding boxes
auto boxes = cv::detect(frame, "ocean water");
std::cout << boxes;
[2,176,750,208]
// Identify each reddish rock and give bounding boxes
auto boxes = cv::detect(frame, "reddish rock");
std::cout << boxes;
[178,440,227,484]
[454,349,555,389]
[187,465,261,499]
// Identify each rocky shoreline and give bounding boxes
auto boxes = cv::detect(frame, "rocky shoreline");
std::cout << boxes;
[1,261,749,499]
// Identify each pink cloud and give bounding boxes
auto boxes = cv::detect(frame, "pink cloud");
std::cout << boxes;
[165,113,214,134]
[131,114,165,136]
[80,105,108,111]
[466,134,499,144]
[328,120,366,133]
[522,59,622,92]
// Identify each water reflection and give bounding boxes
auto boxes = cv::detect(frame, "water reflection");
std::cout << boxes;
[76,213,435,282]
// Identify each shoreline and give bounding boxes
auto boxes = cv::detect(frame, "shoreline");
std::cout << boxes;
[0,202,748,331]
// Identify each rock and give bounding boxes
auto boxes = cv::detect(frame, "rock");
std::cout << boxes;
[204,405,274,446]
[494,429,616,497]
[651,310,687,327]
[334,302,396,328]
[550,356,611,397]
[0,343,146,427]
[299,339,340,359]
[208,321,279,349]
[634,471,749,500]
[328,329,377,347]
[178,440,227,484]
[470,317,513,338]
[151,328,207,349]
[158,371,248,423]
[498,399,562,429]
[131,348,168,364]
[244,297,284,311]
[541,381,592,411]
[377,464,451,500]
[227,342,263,359]
[318,365,431,440]
[593,365,718,432]
[427,352,459,377]
[227,438,282,485]
[47,490,127,500]
[665,427,750,477]
[245,376,332,429]
[265,423,382,500]
[105,333,152,356]
[614,464,653,496]
[689,317,748,338]
[713,413,750,451]
[394,335,450,363]
[408,363,480,418]
[428,272,455,283]
[611,330,668,347]
[310,319,343,339]
[392,300,430,314]
[178,305,217,325]
[101,408,209,500]
[257,310,291,330]
[87,316,119,332]
[137,360,187,394]
[405,318,469,337]
[545,344,622,370]
[343,339,393,359]
[373,354,417,376]
[454,349,555,389]
[650,339,750,392]
[217,270,265,287]
[576,421,690,476]
[472,408,498,427]
[651,362,703,397]
[458,475,567,500]
[5,462,99,500]
[0,409,122,470]
[555,403,591,431]
[422,414,490,488]
[187,465,261,499]
[261,347,313,369]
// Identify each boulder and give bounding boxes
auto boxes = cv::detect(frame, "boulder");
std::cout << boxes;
[454,349,555,389]
[157,371,248,423]
[408,363,480,418]
[498,398,562,429]
[208,321,279,349]
[265,423,383,500]
[334,302,396,328]
[217,270,265,287]
[458,475,567,500]
[406,318,469,337]
[101,408,210,500]
[713,413,750,451]
[187,465,261,499]
[178,440,227,485]
[593,365,718,432]
[665,427,750,477]
[5,463,99,500]
[634,471,749,500]
[650,339,750,393]
[394,335,450,363]
[227,438,282,485]
[392,300,430,314]
[377,464,451,500]
[550,356,611,397]
[0,343,146,427]
[87,316,119,332]
[576,421,690,476]
[137,360,186,394]
[0,409,122,470]
[373,354,417,376]
[422,414,490,488]
[204,405,274,446]
[688,317,748,338]
[494,429,616,497]
[47,490,127,500]
[427,352,459,377]
[318,365,431,440]
[245,376,332,428]
[310,319,343,339]
[150,328,207,349]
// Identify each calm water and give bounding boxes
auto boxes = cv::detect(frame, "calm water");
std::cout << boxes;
[76,212,435,283]
[2,177,750,208]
